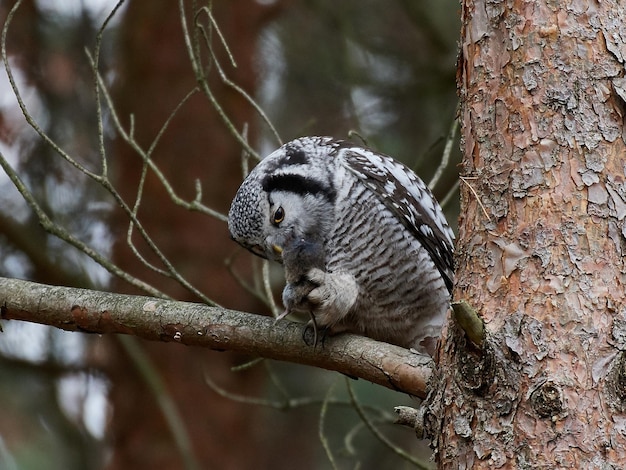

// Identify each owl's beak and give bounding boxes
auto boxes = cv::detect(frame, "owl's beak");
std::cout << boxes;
[246,244,268,259]
[245,242,283,262]
[270,244,284,263]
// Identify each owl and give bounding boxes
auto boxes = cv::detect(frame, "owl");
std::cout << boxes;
[228,136,454,355]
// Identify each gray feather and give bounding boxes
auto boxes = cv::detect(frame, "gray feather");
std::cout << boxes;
[228,136,454,355]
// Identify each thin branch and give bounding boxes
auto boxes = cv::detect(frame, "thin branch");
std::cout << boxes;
[0,212,91,288]
[238,122,253,179]
[82,56,219,305]
[428,117,458,191]
[262,260,281,318]
[204,365,354,411]
[204,362,398,416]
[94,73,226,221]
[123,158,171,278]
[119,335,200,470]
[459,175,491,221]
[319,380,340,470]
[92,0,127,178]
[195,6,283,147]
[0,149,165,298]
[346,379,433,469]
[196,5,237,68]
[439,178,460,210]
[178,0,263,161]
[0,277,433,398]
[2,0,199,300]
[224,252,276,310]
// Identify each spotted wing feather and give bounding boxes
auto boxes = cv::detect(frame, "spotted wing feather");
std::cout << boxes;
[338,146,455,292]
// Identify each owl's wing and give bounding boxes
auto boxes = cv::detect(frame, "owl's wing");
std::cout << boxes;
[338,145,455,293]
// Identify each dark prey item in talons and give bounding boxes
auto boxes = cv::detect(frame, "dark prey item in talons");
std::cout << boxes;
[280,233,326,316]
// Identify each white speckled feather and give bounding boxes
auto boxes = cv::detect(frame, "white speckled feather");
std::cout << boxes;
[228,136,454,355]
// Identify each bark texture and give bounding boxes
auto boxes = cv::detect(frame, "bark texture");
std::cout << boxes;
[429,0,626,467]
[0,276,432,399]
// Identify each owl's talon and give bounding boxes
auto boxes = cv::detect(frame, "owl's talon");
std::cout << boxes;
[302,315,328,348]
[274,308,291,323]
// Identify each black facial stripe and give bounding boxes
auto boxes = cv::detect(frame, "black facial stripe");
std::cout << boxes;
[262,174,336,202]
[279,145,309,165]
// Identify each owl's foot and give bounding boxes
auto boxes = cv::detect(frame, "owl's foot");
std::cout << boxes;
[306,268,359,326]
[282,279,319,316]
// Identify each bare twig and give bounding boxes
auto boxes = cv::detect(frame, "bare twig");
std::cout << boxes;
[2,0,215,303]
[262,260,281,317]
[178,0,263,161]
[439,178,460,210]
[428,117,458,191]
[92,0,127,178]
[460,175,491,221]
[93,74,226,221]
[319,380,340,470]
[346,379,433,469]
[0,148,165,298]
[119,335,200,470]
[84,57,221,305]
[224,252,277,311]
[394,405,426,439]
[195,6,282,146]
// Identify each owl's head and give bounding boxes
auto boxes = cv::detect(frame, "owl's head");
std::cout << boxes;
[228,137,337,262]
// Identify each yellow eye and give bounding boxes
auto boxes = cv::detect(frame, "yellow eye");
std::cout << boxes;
[272,206,285,225]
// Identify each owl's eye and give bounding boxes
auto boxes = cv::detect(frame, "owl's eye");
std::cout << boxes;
[272,206,285,225]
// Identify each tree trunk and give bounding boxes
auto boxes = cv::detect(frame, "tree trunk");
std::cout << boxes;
[103,2,313,469]
[429,0,626,467]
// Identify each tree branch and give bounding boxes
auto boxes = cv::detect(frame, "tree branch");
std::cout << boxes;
[0,277,432,398]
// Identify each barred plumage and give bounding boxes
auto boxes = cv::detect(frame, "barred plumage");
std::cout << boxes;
[228,136,454,355]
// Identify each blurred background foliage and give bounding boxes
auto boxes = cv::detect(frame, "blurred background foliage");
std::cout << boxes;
[0,1,460,469]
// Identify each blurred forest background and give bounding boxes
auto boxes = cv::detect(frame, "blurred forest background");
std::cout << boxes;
[0,1,460,469]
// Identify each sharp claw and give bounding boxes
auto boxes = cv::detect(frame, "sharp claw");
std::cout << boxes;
[302,313,327,348]
[274,308,290,323]
[309,312,319,347]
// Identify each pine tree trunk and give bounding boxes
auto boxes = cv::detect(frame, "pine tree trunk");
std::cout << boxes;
[429,0,626,467]
[103,2,313,469]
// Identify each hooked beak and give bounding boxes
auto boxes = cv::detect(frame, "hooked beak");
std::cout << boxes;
[247,244,268,259]
[269,243,284,263]
[246,243,283,262]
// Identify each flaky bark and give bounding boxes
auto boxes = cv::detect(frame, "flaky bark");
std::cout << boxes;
[429,0,626,467]
[0,276,432,398]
